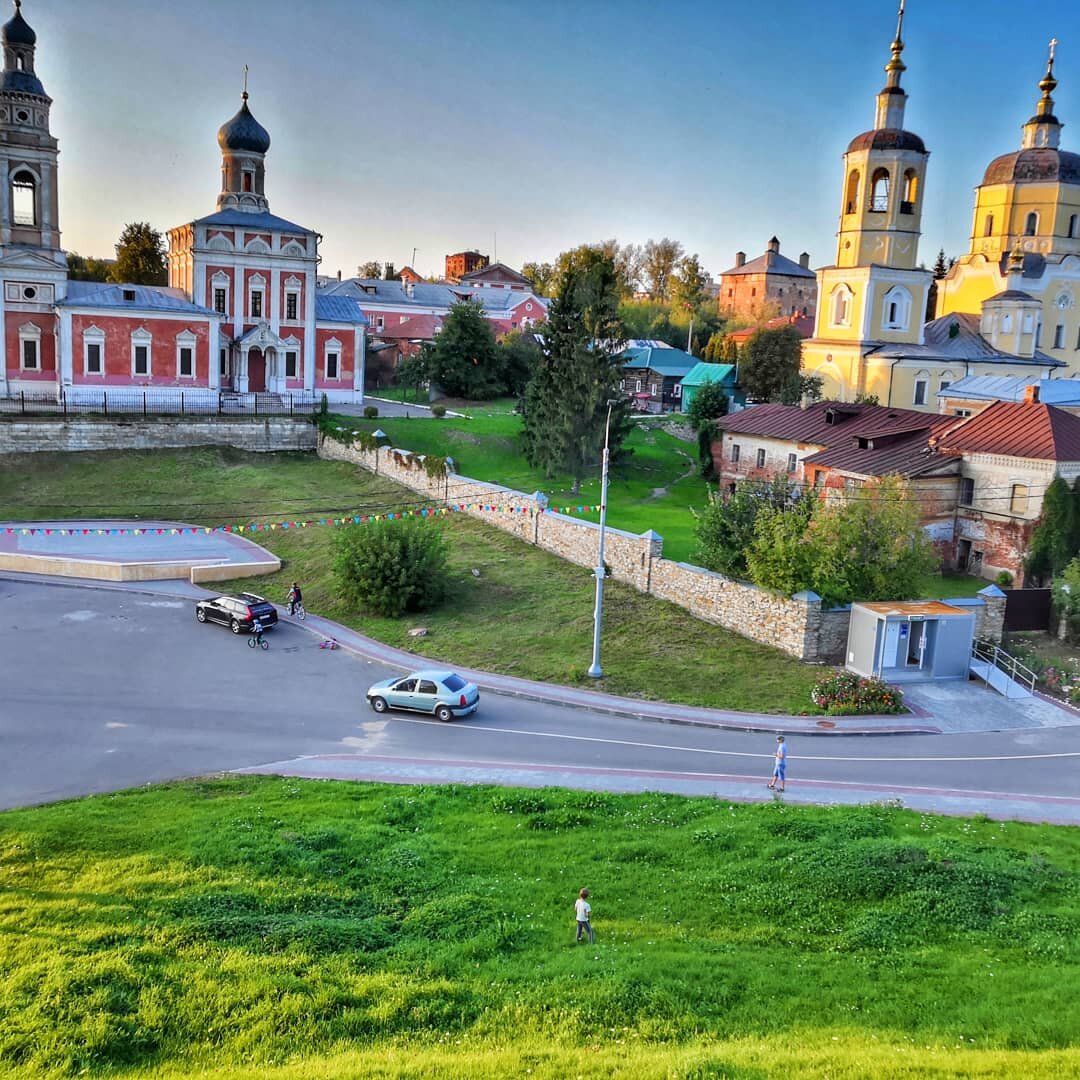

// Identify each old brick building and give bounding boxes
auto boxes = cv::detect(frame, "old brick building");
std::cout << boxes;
[719,237,816,320]
[444,250,489,282]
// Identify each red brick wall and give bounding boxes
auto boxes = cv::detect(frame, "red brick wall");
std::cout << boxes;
[5,312,56,381]
[70,314,210,386]
[314,326,355,389]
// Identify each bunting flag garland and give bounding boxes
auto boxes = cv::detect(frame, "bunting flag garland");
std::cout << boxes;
[3,502,604,540]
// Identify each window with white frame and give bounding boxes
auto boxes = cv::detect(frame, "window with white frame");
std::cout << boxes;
[1010,483,1029,514]
[960,477,975,505]
[940,371,955,393]
[882,286,912,330]
[248,275,266,320]
[213,287,227,314]
[673,384,682,399]
[18,322,40,370]
[131,329,152,377]
[176,331,196,378]
[324,338,342,380]
[285,350,298,379]
[635,379,641,392]
[83,326,105,376]
[11,169,36,226]
[284,278,301,321]
[219,348,229,377]
[913,374,929,406]
[731,443,741,464]
[756,448,766,468]
[1002,313,1013,333]
[787,453,797,473]
[830,285,852,327]
[1055,324,1066,349]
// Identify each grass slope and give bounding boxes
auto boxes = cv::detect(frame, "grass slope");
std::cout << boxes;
[0,448,822,713]
[0,779,1077,1078]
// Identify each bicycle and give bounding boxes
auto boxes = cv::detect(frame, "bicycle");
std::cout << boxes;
[286,591,306,620]
[248,629,269,650]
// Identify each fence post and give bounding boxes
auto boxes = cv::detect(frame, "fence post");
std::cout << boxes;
[254,393,259,416]
[103,392,107,416]
[181,392,185,415]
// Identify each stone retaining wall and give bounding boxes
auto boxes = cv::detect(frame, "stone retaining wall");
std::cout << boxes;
[0,416,317,454]
[317,432,1008,663]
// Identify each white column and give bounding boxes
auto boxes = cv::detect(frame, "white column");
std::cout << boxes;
[209,317,220,391]
[0,282,7,395]
[270,266,280,333]
[237,344,249,393]
[353,326,365,401]
[58,307,73,390]
[304,265,316,396]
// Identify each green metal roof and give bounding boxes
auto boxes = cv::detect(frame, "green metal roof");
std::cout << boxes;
[621,346,697,376]
[680,362,735,387]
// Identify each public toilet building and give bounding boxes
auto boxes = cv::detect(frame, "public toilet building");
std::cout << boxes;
[846,601,976,682]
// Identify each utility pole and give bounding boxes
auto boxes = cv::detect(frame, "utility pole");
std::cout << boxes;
[588,401,617,679]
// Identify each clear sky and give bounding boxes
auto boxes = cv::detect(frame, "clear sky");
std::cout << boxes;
[27,0,1079,280]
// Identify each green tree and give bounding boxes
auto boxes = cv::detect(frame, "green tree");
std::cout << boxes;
[692,474,795,578]
[522,249,629,493]
[498,327,542,396]
[358,260,382,279]
[109,222,167,286]
[670,254,708,312]
[553,240,642,299]
[521,261,556,295]
[1025,475,1080,585]
[425,300,502,399]
[333,520,449,617]
[642,237,684,301]
[740,325,805,402]
[685,380,729,477]
[395,345,433,398]
[745,496,817,595]
[65,252,112,282]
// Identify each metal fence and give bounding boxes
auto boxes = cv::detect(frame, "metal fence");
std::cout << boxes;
[0,390,317,417]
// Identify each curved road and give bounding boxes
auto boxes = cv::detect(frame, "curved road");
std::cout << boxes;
[2,575,1079,823]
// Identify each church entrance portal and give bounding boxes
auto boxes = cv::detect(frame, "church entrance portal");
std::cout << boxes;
[248,349,266,392]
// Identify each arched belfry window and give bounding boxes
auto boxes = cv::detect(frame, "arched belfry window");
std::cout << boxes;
[11,170,36,226]
[870,168,890,212]
[984,213,994,237]
[845,169,860,214]
[901,170,918,213]
[831,284,853,327]
[15,53,23,71]
[882,286,912,331]
[1025,212,1039,237]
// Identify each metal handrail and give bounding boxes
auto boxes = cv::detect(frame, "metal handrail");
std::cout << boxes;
[971,639,1037,697]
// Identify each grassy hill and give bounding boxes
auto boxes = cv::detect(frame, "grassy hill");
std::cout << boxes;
[0,778,1077,1078]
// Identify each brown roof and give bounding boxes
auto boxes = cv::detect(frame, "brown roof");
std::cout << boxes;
[939,400,1080,461]
[371,314,443,341]
[859,601,968,617]
[846,128,926,154]
[728,315,814,343]
[982,147,1080,186]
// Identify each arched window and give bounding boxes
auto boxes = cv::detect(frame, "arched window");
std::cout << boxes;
[901,170,918,213]
[11,169,36,226]
[845,169,860,214]
[1070,214,1079,239]
[882,286,912,330]
[1025,211,1039,236]
[870,169,890,212]
[15,54,23,72]
[984,213,994,237]
[1002,313,1013,333]
[831,285,853,327]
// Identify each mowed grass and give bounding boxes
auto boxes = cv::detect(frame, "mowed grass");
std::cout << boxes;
[0,448,822,713]
[1,778,1078,1078]
[332,404,708,562]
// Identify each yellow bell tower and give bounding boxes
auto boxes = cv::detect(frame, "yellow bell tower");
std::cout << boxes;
[803,0,934,402]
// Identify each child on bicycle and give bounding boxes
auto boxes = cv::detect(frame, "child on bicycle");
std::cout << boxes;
[251,617,265,648]
[287,582,303,616]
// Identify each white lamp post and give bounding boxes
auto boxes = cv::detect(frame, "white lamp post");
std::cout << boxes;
[588,400,617,678]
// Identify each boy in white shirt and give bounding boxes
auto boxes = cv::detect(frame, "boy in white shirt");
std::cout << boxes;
[575,887,594,944]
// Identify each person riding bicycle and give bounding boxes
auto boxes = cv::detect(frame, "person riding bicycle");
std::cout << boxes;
[251,617,265,647]
[287,582,303,616]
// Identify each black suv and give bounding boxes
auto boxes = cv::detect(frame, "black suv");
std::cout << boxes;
[194,592,278,634]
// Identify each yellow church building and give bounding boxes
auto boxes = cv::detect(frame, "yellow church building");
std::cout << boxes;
[802,7,1063,410]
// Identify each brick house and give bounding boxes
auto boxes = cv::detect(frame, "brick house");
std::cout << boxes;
[719,237,816,320]
[445,251,489,282]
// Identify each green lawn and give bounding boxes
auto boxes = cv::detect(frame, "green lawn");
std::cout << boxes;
[1,778,1077,1078]
[913,573,995,600]
[330,406,708,562]
[0,448,823,713]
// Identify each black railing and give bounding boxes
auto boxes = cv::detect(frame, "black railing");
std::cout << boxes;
[0,390,318,417]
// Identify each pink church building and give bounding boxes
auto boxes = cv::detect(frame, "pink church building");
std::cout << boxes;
[0,0,367,408]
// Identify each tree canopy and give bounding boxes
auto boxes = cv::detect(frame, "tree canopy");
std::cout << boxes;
[1025,475,1080,585]
[642,238,684,301]
[740,325,820,404]
[110,223,167,286]
[66,252,112,282]
[358,260,382,279]
[425,300,503,399]
[522,249,629,492]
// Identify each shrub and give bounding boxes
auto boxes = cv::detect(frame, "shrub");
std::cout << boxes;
[363,405,378,419]
[431,404,447,418]
[333,520,449,617]
[319,393,329,416]
[996,570,1014,587]
[810,670,903,715]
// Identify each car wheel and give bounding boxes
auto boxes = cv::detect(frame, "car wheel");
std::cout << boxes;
[435,704,453,722]
[230,619,241,634]
[196,608,207,623]
[370,696,388,714]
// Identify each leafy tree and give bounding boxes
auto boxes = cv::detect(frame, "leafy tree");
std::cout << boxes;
[670,254,708,312]
[498,327,542,396]
[685,380,729,477]
[425,300,502,399]
[745,496,817,596]
[619,299,670,341]
[703,332,726,361]
[777,371,823,406]
[521,261,556,295]
[642,237,684,301]
[853,392,880,405]
[693,475,799,579]
[1025,475,1080,585]
[553,240,642,299]
[66,252,112,282]
[1052,554,1080,637]
[333,520,449,617]
[740,325,804,402]
[109,222,166,286]
[358,260,382,279]
[395,345,433,397]
[522,248,629,493]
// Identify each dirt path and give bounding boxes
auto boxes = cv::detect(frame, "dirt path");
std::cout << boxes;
[648,449,697,500]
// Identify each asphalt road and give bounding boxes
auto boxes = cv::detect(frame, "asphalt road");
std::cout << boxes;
[2,576,1080,819]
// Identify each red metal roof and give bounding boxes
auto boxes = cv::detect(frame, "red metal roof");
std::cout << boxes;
[938,401,1080,461]
[370,314,443,340]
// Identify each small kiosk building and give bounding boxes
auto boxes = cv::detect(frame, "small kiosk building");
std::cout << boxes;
[846,601,976,683]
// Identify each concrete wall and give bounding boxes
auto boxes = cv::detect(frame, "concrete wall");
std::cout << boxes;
[0,551,279,583]
[0,416,317,454]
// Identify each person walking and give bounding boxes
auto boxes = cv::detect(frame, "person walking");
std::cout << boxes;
[287,582,303,616]
[767,734,787,792]
[574,888,595,945]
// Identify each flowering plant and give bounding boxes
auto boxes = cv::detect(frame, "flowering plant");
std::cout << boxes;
[811,671,904,715]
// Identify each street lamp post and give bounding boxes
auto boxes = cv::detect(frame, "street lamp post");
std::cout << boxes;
[588,400,616,678]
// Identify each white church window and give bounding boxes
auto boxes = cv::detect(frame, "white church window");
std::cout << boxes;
[83,327,105,376]
[285,351,298,379]
[248,274,266,321]
[11,169,36,226]
[913,372,930,406]
[1002,313,1013,333]
[131,329,152,377]
[830,285,852,327]
[19,322,40,370]
[176,331,197,379]
[284,278,301,322]
[325,337,342,380]
[1055,324,1066,349]
[882,286,912,331]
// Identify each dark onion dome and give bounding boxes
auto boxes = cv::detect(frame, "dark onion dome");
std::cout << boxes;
[847,128,926,154]
[982,147,1080,186]
[217,94,270,154]
[2,1,36,46]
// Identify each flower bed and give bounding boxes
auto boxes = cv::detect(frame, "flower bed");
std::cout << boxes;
[810,671,904,715]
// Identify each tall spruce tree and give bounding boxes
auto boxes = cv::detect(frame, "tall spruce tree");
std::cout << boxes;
[1025,475,1080,585]
[522,249,629,493]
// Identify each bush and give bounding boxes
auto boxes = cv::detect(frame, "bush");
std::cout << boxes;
[333,520,449,617]
[810,671,903,715]
[431,404,447,418]
[996,570,1014,587]
[363,405,378,419]
[319,393,329,416]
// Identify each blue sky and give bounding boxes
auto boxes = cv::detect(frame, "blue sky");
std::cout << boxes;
[30,0,1078,280]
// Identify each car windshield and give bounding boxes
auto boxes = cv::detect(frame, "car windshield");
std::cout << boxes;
[442,674,467,691]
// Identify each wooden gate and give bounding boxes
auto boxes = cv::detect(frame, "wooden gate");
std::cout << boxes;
[1003,588,1052,632]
